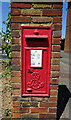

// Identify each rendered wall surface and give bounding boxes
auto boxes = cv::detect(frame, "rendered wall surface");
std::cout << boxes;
[11,2,62,119]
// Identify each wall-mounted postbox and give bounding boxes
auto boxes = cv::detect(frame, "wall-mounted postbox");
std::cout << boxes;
[21,26,52,96]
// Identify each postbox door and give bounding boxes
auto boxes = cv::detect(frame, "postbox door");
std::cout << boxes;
[22,47,50,96]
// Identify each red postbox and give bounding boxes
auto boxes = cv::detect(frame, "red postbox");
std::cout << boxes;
[21,26,52,96]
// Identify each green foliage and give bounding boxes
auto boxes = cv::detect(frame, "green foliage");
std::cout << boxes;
[4,108,12,119]
[2,10,12,76]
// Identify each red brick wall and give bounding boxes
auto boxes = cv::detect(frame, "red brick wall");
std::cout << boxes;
[11,2,62,119]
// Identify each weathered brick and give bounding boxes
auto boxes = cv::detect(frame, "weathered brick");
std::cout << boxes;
[12,71,21,77]
[21,9,41,16]
[12,45,20,51]
[50,78,59,84]
[12,65,20,71]
[51,52,60,58]
[53,31,62,38]
[53,17,62,23]
[21,113,39,118]
[49,97,58,102]
[12,96,20,101]
[11,8,21,15]
[11,3,31,8]
[11,16,31,23]
[42,9,62,16]
[50,85,58,90]
[51,71,60,78]
[32,17,52,23]
[53,4,62,9]
[49,108,57,113]
[40,102,57,107]
[31,97,48,102]
[51,65,60,71]
[39,114,56,118]
[52,45,60,52]
[12,89,21,95]
[11,31,20,38]
[52,38,61,44]
[12,113,21,118]
[33,4,52,8]
[11,23,20,30]
[12,38,20,44]
[51,59,60,65]
[12,51,21,58]
[21,102,38,107]
[53,24,62,30]
[50,90,58,96]
[13,101,20,107]
[12,83,21,89]
[12,77,21,83]
[12,58,20,65]
[12,107,20,113]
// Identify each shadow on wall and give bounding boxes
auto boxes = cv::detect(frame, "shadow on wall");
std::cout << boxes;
[56,85,71,120]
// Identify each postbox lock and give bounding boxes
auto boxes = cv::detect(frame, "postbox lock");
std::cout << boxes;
[34,29,39,35]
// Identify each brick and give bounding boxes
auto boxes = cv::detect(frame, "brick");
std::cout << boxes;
[40,102,57,107]
[12,71,21,77]
[12,113,21,118]
[52,38,61,44]
[12,83,21,89]
[42,9,62,16]
[12,58,20,65]
[30,108,39,113]
[53,4,62,9]
[12,96,20,101]
[53,17,62,23]
[13,101,20,107]
[31,97,48,102]
[49,108,57,113]
[12,107,20,113]
[39,113,56,118]
[21,102,38,107]
[11,16,31,23]
[20,108,29,113]
[30,108,48,113]
[51,65,60,71]
[12,77,21,83]
[11,31,20,38]
[11,23,20,30]
[53,24,62,30]
[50,85,58,90]
[51,52,60,58]
[33,4,52,8]
[12,51,21,58]
[11,8,21,15]
[53,31,62,38]
[12,45,20,51]
[32,17,52,23]
[50,90,58,96]
[21,113,38,118]
[50,78,59,84]
[51,59,60,65]
[52,45,60,52]
[51,71,60,78]
[12,89,21,95]
[11,3,31,8]
[22,9,41,16]
[12,38,20,44]
[49,97,58,102]
[12,65,20,71]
